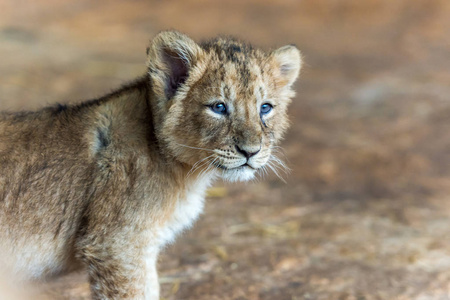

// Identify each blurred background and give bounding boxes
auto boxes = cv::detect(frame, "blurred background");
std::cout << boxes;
[1,0,450,299]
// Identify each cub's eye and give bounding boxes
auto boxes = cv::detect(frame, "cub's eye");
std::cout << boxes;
[210,102,227,115]
[260,103,273,115]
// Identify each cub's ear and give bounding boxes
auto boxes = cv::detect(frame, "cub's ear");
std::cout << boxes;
[271,45,302,89]
[147,31,203,100]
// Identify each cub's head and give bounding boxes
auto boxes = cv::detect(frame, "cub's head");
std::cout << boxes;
[147,31,302,182]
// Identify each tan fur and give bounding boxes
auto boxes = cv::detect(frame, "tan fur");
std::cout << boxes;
[0,31,302,299]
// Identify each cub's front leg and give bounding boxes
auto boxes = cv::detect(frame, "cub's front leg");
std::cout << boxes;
[77,230,160,300]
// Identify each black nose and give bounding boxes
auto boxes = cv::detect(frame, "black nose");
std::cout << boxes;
[235,145,260,159]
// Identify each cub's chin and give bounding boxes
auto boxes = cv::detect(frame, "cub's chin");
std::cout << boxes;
[220,166,257,182]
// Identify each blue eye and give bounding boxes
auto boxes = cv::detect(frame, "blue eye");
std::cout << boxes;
[211,102,227,115]
[260,103,273,114]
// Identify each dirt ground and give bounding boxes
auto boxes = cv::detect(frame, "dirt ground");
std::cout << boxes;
[1,0,450,299]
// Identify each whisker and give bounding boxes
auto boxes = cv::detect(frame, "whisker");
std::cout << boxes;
[261,165,269,178]
[266,161,287,183]
[263,152,291,183]
[197,158,215,179]
[199,156,218,179]
[174,142,215,153]
[192,154,215,169]
[269,146,290,162]
[270,155,291,174]
[186,154,215,179]
[187,159,210,178]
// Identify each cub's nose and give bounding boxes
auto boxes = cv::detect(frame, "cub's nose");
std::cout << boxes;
[235,145,260,159]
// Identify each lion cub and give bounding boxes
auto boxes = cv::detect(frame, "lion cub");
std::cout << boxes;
[0,31,301,299]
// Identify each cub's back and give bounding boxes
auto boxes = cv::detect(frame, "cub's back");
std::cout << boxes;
[0,108,93,279]
[0,84,153,279]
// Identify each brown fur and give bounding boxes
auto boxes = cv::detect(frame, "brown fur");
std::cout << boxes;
[0,31,302,299]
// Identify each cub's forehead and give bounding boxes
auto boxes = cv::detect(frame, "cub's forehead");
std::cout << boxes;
[201,37,264,60]
[200,38,272,98]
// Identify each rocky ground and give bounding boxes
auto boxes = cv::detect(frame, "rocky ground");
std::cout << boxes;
[1,0,450,299]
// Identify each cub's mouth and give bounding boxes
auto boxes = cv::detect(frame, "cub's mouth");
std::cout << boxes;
[213,162,258,171]
[212,161,259,182]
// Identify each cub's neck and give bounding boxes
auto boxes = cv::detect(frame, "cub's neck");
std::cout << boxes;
[85,75,206,183]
